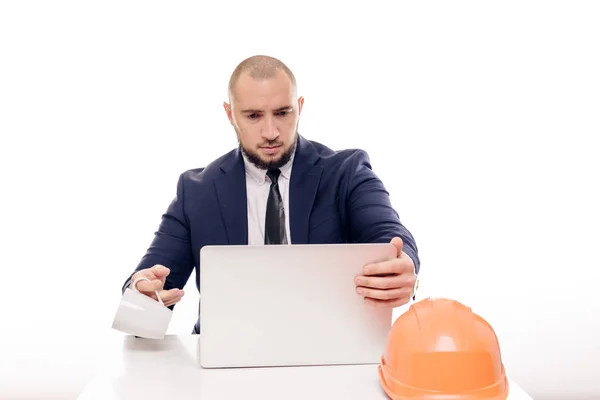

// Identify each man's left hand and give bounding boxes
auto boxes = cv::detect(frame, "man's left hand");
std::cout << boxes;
[354,237,416,308]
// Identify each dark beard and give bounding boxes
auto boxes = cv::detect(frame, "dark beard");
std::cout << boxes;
[240,134,298,170]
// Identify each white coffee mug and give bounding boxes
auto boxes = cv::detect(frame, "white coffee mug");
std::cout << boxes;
[111,277,173,339]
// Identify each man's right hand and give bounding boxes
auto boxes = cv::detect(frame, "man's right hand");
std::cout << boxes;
[130,264,184,307]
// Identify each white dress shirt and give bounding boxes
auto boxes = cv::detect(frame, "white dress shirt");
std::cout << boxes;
[242,151,294,245]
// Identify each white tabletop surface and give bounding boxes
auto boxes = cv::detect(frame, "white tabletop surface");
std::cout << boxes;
[77,334,533,400]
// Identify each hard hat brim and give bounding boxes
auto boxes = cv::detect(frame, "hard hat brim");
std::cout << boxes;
[378,356,510,400]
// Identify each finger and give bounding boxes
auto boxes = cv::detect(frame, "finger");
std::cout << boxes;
[162,289,185,307]
[356,285,413,301]
[156,288,184,304]
[355,274,412,290]
[362,258,411,276]
[134,278,163,293]
[364,295,411,308]
[390,237,403,257]
[163,295,184,308]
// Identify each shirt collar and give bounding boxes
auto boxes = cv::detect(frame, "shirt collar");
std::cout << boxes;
[242,150,295,184]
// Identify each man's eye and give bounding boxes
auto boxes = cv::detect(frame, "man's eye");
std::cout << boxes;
[248,113,259,119]
[277,111,288,116]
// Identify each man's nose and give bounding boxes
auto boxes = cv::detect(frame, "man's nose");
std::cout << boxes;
[261,116,279,140]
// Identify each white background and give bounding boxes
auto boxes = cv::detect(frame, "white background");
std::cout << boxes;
[1,1,599,399]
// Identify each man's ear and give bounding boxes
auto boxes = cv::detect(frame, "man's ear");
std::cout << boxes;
[223,102,233,124]
[297,96,304,115]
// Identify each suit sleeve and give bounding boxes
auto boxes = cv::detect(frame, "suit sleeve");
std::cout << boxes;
[345,150,421,275]
[121,173,195,296]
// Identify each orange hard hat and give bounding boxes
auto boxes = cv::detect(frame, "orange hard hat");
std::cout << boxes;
[378,297,509,400]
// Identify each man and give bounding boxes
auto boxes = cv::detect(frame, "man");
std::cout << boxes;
[122,55,420,334]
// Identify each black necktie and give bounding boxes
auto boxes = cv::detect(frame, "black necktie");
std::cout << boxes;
[265,168,288,244]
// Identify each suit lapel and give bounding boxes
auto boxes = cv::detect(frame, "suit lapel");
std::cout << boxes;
[214,149,248,245]
[289,135,323,244]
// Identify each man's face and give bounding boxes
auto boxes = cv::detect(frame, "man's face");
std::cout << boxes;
[224,70,304,169]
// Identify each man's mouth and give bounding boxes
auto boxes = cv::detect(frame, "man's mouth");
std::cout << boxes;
[260,145,281,154]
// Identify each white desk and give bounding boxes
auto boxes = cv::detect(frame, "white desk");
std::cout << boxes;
[78,334,533,400]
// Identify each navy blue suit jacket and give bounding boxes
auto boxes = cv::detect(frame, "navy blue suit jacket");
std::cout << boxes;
[122,135,419,333]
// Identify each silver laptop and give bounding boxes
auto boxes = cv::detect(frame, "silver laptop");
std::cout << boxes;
[198,243,396,368]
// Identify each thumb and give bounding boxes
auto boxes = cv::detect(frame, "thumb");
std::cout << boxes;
[391,237,403,257]
[151,264,170,279]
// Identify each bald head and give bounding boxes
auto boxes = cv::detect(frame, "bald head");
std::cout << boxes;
[228,55,297,101]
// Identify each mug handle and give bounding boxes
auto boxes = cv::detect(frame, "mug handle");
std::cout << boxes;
[131,277,165,306]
